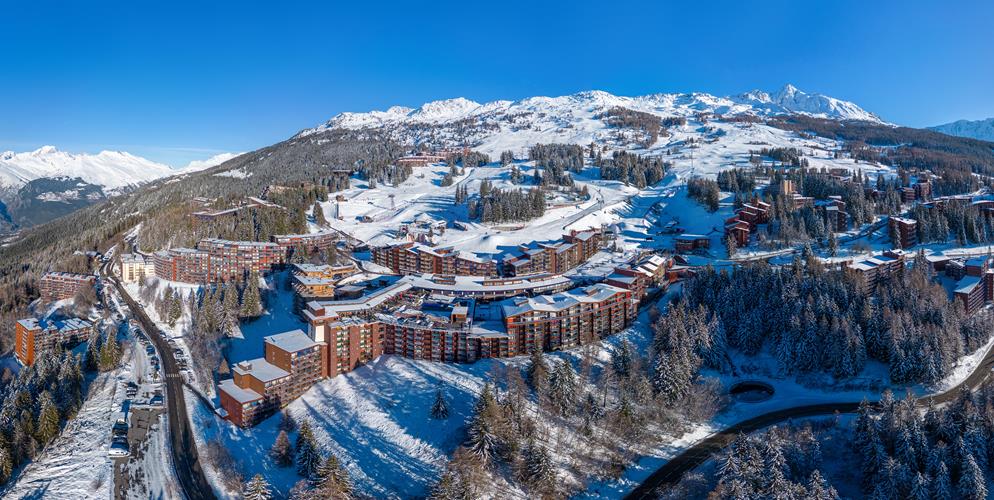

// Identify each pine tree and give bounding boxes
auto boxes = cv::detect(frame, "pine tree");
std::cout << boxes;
[0,444,11,485]
[612,339,635,377]
[84,328,101,372]
[314,453,352,498]
[523,441,555,491]
[279,409,298,433]
[271,430,294,467]
[313,202,327,227]
[933,462,952,500]
[908,472,929,500]
[957,454,987,500]
[240,272,263,318]
[548,359,578,416]
[242,474,273,500]
[35,394,60,445]
[525,348,548,395]
[806,469,839,500]
[99,331,121,371]
[430,388,449,420]
[296,421,322,479]
[465,384,499,465]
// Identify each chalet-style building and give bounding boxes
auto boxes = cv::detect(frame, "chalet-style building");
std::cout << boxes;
[675,234,711,253]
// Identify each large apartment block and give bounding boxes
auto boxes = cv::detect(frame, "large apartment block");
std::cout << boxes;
[501,283,634,354]
[219,329,326,427]
[371,242,499,277]
[39,272,97,302]
[119,253,154,283]
[503,229,601,276]
[846,250,907,294]
[152,231,340,284]
[15,317,94,366]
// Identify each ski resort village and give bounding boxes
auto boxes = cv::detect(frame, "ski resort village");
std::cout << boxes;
[7,83,994,500]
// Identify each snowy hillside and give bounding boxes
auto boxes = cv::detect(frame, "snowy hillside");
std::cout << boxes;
[930,117,994,142]
[299,84,883,147]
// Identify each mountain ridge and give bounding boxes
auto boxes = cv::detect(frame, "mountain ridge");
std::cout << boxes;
[930,117,994,142]
[300,84,883,137]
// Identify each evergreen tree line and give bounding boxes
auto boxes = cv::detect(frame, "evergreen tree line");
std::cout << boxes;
[716,168,757,196]
[755,147,808,167]
[910,202,994,246]
[528,143,582,187]
[468,183,546,224]
[595,107,667,148]
[597,151,669,189]
[241,411,354,499]
[0,350,84,485]
[687,178,721,212]
[709,425,837,499]
[430,341,722,498]
[681,254,993,384]
[768,115,994,192]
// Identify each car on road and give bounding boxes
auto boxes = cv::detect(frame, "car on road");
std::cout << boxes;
[145,345,155,355]
[149,394,164,407]
[108,440,130,458]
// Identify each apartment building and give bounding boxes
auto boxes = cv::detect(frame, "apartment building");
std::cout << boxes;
[371,242,500,277]
[119,253,153,283]
[15,317,94,366]
[889,217,918,249]
[501,283,634,354]
[503,229,601,277]
[219,329,325,427]
[271,230,339,254]
[674,234,710,253]
[846,250,907,294]
[39,272,97,302]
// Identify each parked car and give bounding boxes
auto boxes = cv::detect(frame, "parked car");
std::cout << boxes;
[108,440,130,458]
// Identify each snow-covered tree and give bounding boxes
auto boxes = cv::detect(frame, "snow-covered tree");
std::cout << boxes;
[271,430,293,467]
[242,474,273,500]
[240,272,263,318]
[548,359,578,416]
[957,454,987,500]
[296,421,322,479]
[525,348,548,395]
[430,388,449,420]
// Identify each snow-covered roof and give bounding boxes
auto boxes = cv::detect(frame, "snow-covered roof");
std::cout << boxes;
[501,283,627,317]
[401,273,571,294]
[233,358,290,383]
[264,329,320,354]
[305,281,414,320]
[956,276,982,294]
[218,379,263,404]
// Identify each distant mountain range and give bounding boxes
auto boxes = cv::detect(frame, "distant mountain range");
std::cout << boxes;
[301,84,883,138]
[0,146,239,233]
[930,118,994,142]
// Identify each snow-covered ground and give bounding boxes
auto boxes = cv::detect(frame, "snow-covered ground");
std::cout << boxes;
[5,281,177,499]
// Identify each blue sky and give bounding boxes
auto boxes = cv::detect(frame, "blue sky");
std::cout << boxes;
[2,0,992,167]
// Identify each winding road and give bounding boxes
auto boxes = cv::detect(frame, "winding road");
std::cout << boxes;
[624,339,994,499]
[100,259,217,500]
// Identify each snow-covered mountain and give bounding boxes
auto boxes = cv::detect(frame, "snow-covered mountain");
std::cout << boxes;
[930,118,994,142]
[301,84,882,140]
[179,152,244,173]
[0,146,174,191]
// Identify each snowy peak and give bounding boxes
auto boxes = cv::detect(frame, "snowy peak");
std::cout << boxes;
[768,83,879,122]
[930,118,994,142]
[303,84,884,138]
[0,146,174,191]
